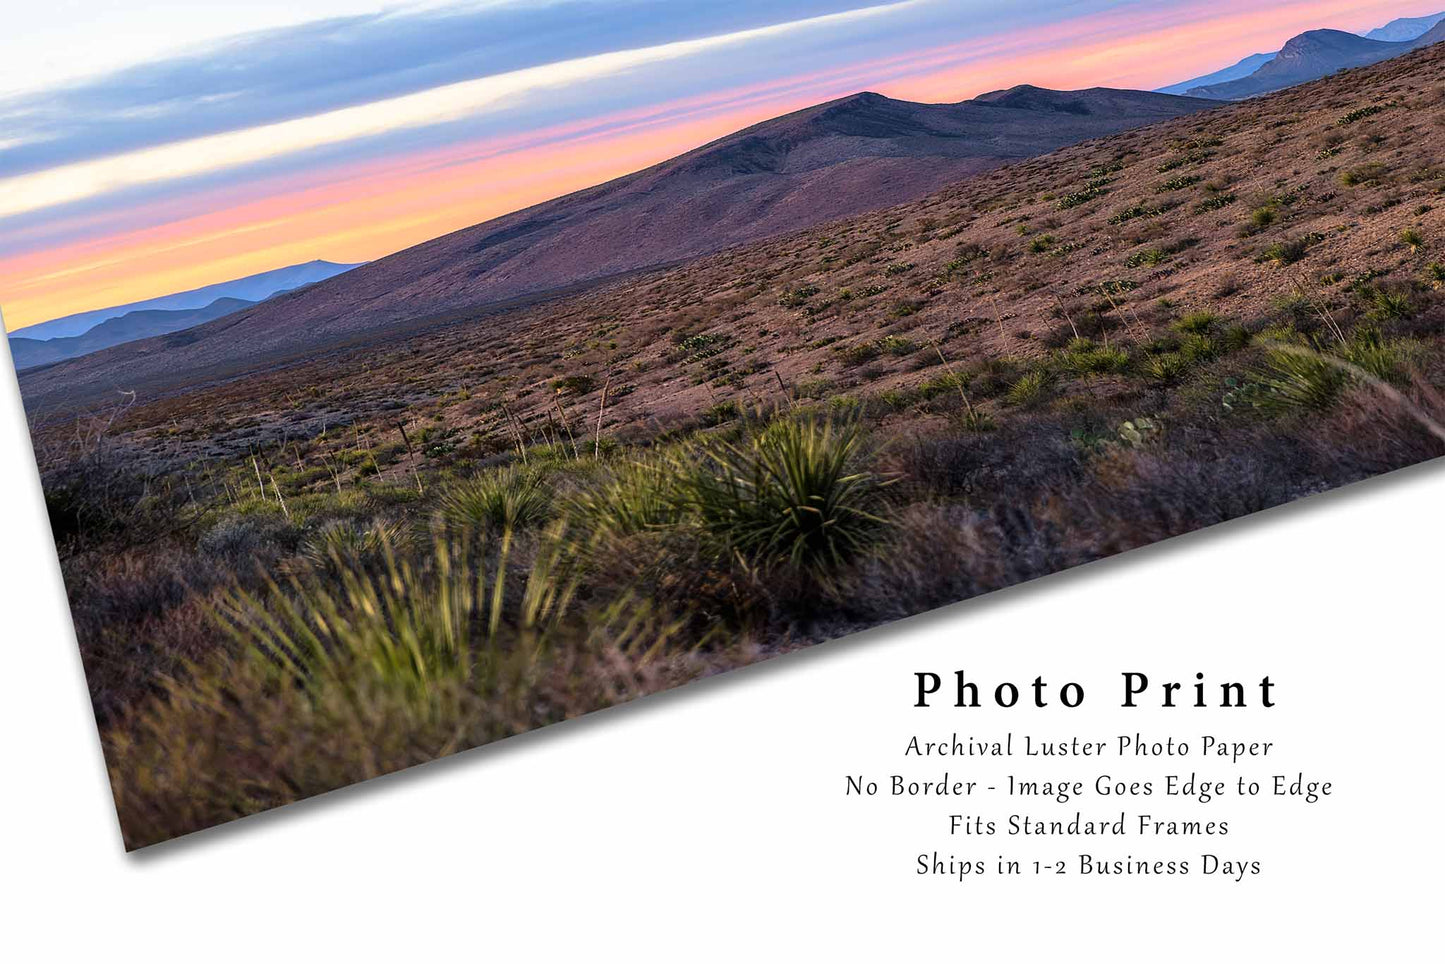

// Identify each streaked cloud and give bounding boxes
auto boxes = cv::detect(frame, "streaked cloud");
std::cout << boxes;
[2,0,1436,330]
[0,0,921,221]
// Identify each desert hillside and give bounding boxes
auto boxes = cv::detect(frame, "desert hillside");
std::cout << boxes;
[17,87,1215,410]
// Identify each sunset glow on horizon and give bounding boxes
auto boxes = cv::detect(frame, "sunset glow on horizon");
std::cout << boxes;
[2,0,1436,332]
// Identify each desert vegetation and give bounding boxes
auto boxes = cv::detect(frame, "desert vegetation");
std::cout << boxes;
[28,43,1445,847]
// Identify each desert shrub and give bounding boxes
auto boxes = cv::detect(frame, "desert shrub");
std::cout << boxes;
[43,460,174,546]
[1143,353,1189,383]
[1006,369,1054,408]
[567,458,683,538]
[1177,333,1221,364]
[1364,286,1415,323]
[1062,346,1130,375]
[1260,236,1316,266]
[701,400,741,427]
[1337,104,1387,125]
[878,335,918,356]
[1248,206,1277,231]
[439,466,552,532]
[675,418,889,580]
[1340,162,1389,187]
[840,502,1068,622]
[1339,327,1415,384]
[890,420,1083,499]
[1196,194,1237,213]
[299,519,412,569]
[1173,310,1219,335]
[1253,349,1348,414]
[777,283,821,308]
[1126,248,1167,268]
[552,374,595,396]
[1158,175,1201,192]
[1057,185,1107,210]
[199,512,298,565]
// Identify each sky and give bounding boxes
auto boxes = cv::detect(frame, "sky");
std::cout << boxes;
[1,0,1438,332]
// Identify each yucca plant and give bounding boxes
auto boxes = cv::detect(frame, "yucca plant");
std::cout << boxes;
[676,417,890,578]
[1006,369,1054,408]
[1253,347,1348,414]
[299,518,411,569]
[439,465,551,533]
[1340,326,1412,385]
[115,528,688,846]
[213,529,579,703]
[566,457,683,539]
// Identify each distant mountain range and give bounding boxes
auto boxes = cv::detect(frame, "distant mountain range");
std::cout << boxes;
[8,260,362,371]
[1365,9,1445,41]
[12,260,362,342]
[1156,52,1277,96]
[1162,12,1445,101]
[14,85,1218,408]
[9,298,256,370]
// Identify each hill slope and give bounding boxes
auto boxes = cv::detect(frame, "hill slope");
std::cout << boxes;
[1187,29,1410,99]
[15,86,1216,411]
[11,260,362,342]
[9,298,255,371]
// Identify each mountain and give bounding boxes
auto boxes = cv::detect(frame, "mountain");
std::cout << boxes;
[15,86,1217,411]
[1186,30,1412,99]
[1156,52,1277,95]
[1364,10,1445,41]
[12,260,362,341]
[8,298,255,371]
[1184,28,1421,99]
[1416,19,1445,47]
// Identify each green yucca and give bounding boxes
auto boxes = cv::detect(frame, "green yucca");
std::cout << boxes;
[299,518,411,568]
[439,465,552,533]
[566,458,682,539]
[1254,348,1348,414]
[676,417,889,576]
[214,529,579,703]
[1005,370,1053,408]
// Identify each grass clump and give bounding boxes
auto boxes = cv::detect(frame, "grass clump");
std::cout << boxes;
[552,374,595,396]
[1173,310,1219,335]
[439,466,552,532]
[1260,236,1317,266]
[1340,162,1389,187]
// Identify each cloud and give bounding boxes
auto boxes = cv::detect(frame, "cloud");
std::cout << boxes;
[0,0,895,175]
[0,0,924,221]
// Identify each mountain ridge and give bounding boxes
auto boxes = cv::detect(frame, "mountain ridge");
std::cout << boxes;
[16,85,1218,410]
[1364,9,1445,41]
[1186,29,1412,99]
[9,298,257,371]
[1156,52,1277,95]
[11,260,363,342]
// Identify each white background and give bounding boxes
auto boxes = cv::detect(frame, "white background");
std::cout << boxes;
[1,360,1440,959]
